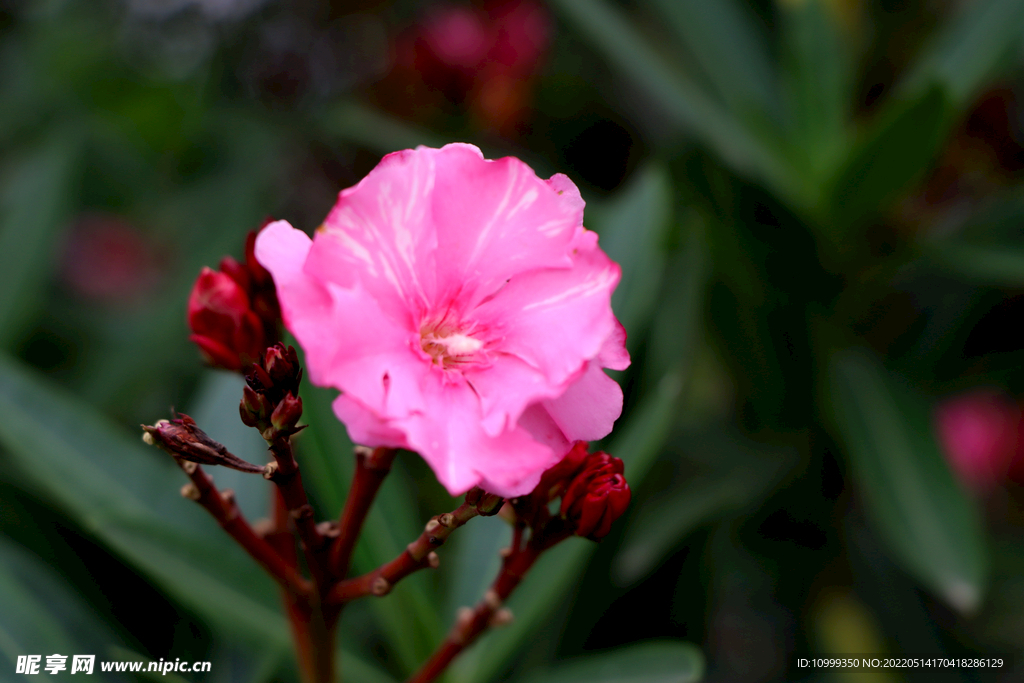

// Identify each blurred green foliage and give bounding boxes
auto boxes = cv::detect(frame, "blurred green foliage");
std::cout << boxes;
[2,0,1024,681]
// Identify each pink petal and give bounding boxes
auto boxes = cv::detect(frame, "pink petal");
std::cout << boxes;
[463,352,568,437]
[256,221,428,417]
[398,376,560,496]
[430,144,583,307]
[472,239,621,386]
[598,321,630,371]
[518,402,573,455]
[320,148,439,322]
[541,360,624,442]
[332,394,410,449]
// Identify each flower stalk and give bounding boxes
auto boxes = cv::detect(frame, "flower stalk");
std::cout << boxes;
[170,458,311,597]
[328,446,398,578]
[328,499,482,604]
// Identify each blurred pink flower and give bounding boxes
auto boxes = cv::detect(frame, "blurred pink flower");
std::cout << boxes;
[255,144,628,496]
[421,5,491,69]
[60,214,163,305]
[381,0,551,135]
[935,389,1020,493]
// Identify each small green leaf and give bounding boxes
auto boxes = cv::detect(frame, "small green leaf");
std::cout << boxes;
[826,87,951,234]
[0,133,79,350]
[648,0,779,118]
[902,0,1024,108]
[319,101,446,155]
[522,641,704,683]
[829,350,988,613]
[613,432,796,584]
[779,0,851,190]
[549,0,794,200]
[590,164,673,346]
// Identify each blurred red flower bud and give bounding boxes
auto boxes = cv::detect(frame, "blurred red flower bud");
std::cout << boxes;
[187,224,282,372]
[935,389,1020,493]
[60,213,164,306]
[188,268,266,371]
[561,450,630,540]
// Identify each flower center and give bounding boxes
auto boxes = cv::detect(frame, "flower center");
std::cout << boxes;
[420,320,484,369]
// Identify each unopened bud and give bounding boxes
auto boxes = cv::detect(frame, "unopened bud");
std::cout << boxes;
[187,268,266,372]
[271,393,303,434]
[240,384,271,427]
[180,483,200,500]
[142,415,264,473]
[561,450,631,540]
[263,344,301,396]
[427,552,440,568]
[465,487,504,516]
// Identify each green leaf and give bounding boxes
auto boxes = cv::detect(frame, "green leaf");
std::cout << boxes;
[77,111,280,413]
[923,242,1024,286]
[319,101,446,156]
[643,223,707,388]
[522,641,704,683]
[0,536,125,678]
[902,0,1024,108]
[0,352,287,646]
[548,0,795,200]
[825,86,951,234]
[647,0,779,118]
[0,133,79,350]
[613,431,796,584]
[779,0,851,190]
[829,350,988,613]
[0,353,396,682]
[589,164,674,344]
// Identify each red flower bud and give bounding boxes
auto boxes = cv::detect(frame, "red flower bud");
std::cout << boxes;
[187,268,266,371]
[218,255,251,291]
[465,486,504,516]
[141,414,264,473]
[263,344,302,397]
[532,440,589,507]
[271,393,304,434]
[561,451,630,540]
[187,222,282,373]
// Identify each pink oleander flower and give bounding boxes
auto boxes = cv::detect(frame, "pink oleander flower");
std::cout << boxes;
[255,143,628,496]
[935,389,1020,493]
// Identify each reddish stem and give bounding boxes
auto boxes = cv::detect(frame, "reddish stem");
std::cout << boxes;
[329,447,397,578]
[266,436,330,589]
[328,502,479,604]
[176,460,310,597]
[405,542,547,683]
